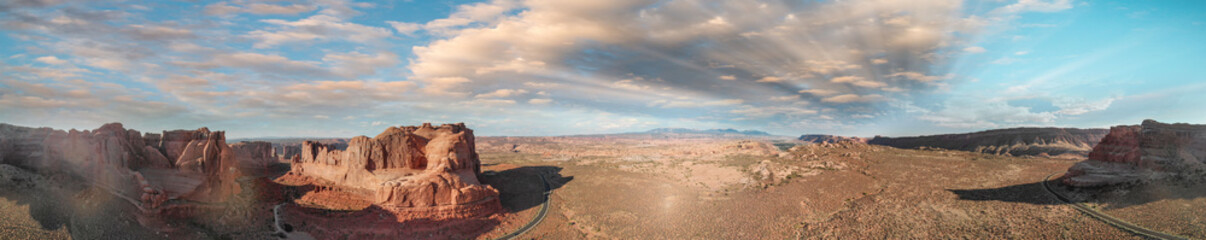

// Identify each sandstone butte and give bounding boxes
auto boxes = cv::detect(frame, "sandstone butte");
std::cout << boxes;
[1064,120,1206,187]
[0,122,260,224]
[282,122,502,221]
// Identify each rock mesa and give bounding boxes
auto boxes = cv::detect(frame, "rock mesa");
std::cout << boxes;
[1064,120,1206,187]
[867,127,1109,158]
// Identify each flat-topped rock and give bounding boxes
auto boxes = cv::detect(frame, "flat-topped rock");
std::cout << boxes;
[1064,120,1206,187]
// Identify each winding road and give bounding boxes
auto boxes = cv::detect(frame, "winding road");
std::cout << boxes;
[492,172,553,240]
[1041,174,1190,240]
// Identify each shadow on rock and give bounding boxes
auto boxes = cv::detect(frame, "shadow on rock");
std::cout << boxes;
[479,165,573,213]
[949,178,1206,210]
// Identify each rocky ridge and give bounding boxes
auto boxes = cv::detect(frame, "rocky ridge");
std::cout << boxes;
[867,127,1109,158]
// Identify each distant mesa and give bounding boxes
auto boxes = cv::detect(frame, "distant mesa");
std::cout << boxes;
[866,127,1109,158]
[798,134,867,144]
[1063,120,1206,187]
[641,128,773,136]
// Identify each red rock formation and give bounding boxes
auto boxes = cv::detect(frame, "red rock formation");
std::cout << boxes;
[1064,120,1206,187]
[0,122,247,218]
[232,141,276,170]
[286,123,501,221]
[1084,125,1143,165]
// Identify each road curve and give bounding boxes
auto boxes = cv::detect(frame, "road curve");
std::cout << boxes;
[1041,174,1190,240]
[492,172,553,240]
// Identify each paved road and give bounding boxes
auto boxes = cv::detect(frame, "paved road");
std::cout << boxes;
[493,172,552,240]
[1042,174,1189,240]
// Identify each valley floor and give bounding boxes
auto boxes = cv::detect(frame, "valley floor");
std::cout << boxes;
[476,137,1150,239]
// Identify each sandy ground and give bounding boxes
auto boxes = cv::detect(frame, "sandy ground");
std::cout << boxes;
[477,137,1153,239]
[0,135,1199,239]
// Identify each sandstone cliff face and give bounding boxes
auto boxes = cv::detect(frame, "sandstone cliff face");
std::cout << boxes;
[798,134,867,144]
[1064,120,1206,187]
[288,123,500,220]
[867,127,1109,158]
[0,123,246,205]
[232,141,276,169]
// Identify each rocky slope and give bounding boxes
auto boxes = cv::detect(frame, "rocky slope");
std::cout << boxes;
[1064,120,1206,187]
[282,123,501,221]
[867,127,1109,158]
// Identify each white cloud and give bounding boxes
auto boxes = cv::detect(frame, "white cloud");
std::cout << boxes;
[996,0,1073,14]
[386,21,422,35]
[756,76,784,83]
[245,3,316,15]
[799,89,839,97]
[35,56,67,65]
[831,76,886,88]
[963,46,986,53]
[822,94,885,103]
[203,2,241,16]
[1054,97,1114,115]
[650,98,743,108]
[250,15,392,48]
[475,88,529,98]
[528,98,553,104]
[719,75,736,81]
[886,72,950,83]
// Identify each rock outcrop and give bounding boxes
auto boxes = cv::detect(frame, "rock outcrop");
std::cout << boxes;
[867,127,1109,158]
[232,141,276,170]
[799,134,867,144]
[1064,120,1206,187]
[285,123,500,221]
[0,123,244,210]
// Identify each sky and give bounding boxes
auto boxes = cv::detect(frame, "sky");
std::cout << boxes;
[1,0,1204,138]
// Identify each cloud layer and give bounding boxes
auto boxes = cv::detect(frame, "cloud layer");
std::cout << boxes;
[0,0,1166,137]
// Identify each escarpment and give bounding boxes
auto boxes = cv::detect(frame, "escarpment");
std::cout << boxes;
[867,127,1109,158]
[1064,120,1206,187]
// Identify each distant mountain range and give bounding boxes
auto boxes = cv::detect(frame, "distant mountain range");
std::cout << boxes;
[641,128,773,136]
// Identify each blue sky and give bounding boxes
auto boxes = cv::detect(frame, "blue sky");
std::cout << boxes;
[1,0,1203,138]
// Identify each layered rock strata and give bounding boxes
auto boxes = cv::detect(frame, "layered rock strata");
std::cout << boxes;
[867,127,1109,158]
[1064,120,1206,187]
[286,123,501,220]
[232,141,276,169]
